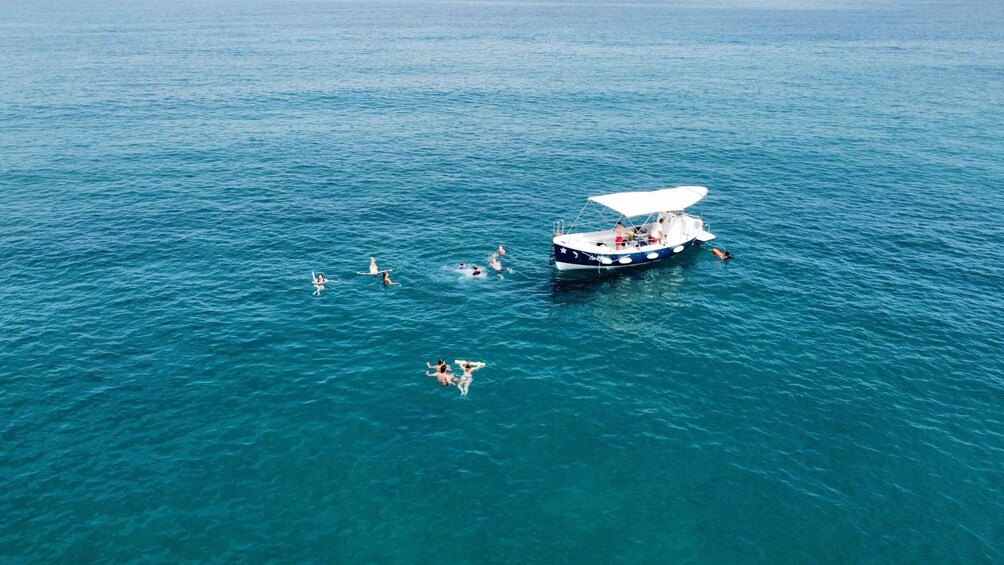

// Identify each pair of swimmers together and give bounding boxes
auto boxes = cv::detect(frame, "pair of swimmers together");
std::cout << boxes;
[458,245,506,276]
[313,257,394,294]
[364,257,396,286]
[425,359,486,396]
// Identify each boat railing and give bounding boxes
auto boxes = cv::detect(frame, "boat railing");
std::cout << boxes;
[552,219,567,236]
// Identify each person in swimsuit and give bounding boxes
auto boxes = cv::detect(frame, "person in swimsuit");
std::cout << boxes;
[369,257,379,275]
[312,273,330,295]
[425,360,454,386]
[455,361,486,396]
[471,265,483,277]
[490,258,502,272]
[458,262,468,271]
[614,221,626,250]
[381,271,396,286]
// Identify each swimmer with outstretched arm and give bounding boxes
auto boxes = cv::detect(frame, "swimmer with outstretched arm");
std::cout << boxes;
[425,359,454,386]
[358,257,393,275]
[453,360,486,396]
[312,272,336,295]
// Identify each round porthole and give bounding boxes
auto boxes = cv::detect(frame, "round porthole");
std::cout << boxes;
[673,245,685,253]
[618,257,632,264]
[646,253,659,260]
[599,256,613,265]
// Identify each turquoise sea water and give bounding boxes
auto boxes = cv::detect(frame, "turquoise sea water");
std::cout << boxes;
[2,0,1003,562]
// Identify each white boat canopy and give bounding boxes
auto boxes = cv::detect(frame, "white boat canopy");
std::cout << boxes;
[588,185,708,218]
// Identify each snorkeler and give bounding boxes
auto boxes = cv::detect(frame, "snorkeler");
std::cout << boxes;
[425,360,454,386]
[454,361,486,396]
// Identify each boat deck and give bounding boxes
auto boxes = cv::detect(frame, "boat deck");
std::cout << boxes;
[554,214,708,253]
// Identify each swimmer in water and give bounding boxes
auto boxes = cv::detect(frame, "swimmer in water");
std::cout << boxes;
[425,360,454,386]
[497,245,505,256]
[312,272,332,295]
[458,262,468,271]
[490,258,502,272]
[711,248,733,260]
[455,361,486,396]
[381,271,396,286]
[471,265,483,277]
[369,257,379,275]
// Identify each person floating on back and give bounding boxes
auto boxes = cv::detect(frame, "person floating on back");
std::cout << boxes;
[312,272,334,295]
[454,360,486,396]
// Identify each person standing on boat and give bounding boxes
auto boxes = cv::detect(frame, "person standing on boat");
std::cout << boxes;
[614,221,626,249]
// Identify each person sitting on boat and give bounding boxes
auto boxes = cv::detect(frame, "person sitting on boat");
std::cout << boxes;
[614,221,626,249]
[649,218,665,245]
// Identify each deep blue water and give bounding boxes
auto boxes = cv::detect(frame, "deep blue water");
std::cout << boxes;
[2,0,1003,562]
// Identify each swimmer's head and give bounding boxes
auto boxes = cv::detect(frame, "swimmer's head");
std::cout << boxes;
[437,359,444,366]
[464,363,472,369]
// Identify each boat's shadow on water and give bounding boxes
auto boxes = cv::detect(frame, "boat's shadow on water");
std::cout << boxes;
[547,250,702,304]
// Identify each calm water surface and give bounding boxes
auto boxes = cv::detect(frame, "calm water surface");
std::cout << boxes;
[2,0,1003,562]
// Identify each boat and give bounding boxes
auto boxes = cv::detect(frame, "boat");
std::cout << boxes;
[551,185,716,271]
